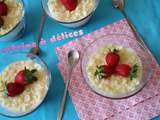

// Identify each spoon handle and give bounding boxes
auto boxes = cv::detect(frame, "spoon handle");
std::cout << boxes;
[57,69,72,120]
[28,10,47,56]
[36,10,46,46]
[122,10,157,62]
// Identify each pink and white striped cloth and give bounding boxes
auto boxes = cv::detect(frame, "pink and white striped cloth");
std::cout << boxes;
[55,19,160,120]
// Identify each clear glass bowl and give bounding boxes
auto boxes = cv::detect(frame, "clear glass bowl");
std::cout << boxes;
[41,0,100,28]
[0,52,51,117]
[0,0,26,41]
[81,34,153,99]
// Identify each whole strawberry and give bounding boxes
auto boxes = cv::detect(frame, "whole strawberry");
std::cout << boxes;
[7,82,24,97]
[115,64,131,77]
[95,65,115,79]
[0,1,8,16]
[106,49,120,67]
[15,67,37,86]
[60,0,78,11]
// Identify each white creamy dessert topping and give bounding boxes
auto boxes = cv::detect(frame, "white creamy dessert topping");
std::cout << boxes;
[86,45,142,97]
[0,60,49,113]
[0,0,23,35]
[48,0,95,22]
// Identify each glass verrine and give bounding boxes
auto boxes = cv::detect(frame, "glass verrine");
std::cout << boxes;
[81,34,153,99]
[42,0,100,28]
[0,0,26,41]
[0,52,51,117]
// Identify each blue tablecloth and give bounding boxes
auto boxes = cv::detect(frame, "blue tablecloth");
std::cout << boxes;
[0,0,160,120]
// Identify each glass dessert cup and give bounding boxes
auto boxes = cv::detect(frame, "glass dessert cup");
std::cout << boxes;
[0,52,51,117]
[41,0,100,28]
[0,0,26,41]
[81,34,153,99]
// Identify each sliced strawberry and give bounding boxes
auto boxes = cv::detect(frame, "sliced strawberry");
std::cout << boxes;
[7,83,24,97]
[15,67,37,86]
[106,51,120,67]
[0,1,8,16]
[60,0,78,11]
[115,64,131,77]
[95,65,115,79]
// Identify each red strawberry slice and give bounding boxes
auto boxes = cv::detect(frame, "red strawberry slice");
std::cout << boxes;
[95,65,115,79]
[60,0,78,11]
[15,67,37,86]
[106,51,120,67]
[15,70,28,85]
[0,1,8,16]
[115,64,131,77]
[7,83,24,97]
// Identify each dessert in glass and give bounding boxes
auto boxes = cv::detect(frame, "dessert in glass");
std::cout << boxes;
[86,45,142,97]
[81,35,153,99]
[42,0,100,28]
[0,0,25,41]
[0,53,51,117]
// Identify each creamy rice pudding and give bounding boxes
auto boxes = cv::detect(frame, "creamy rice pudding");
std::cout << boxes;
[86,44,142,97]
[0,60,49,113]
[48,0,95,22]
[0,0,24,35]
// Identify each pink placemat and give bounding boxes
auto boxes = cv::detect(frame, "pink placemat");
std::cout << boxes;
[55,19,160,120]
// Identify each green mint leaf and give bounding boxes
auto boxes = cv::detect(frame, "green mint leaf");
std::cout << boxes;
[108,48,119,53]
[4,90,8,98]
[31,69,37,73]
[100,73,106,77]
[95,70,99,76]
[24,68,38,83]
[130,64,138,80]
[4,82,8,97]
[95,66,105,79]
[108,48,112,52]
[113,48,119,53]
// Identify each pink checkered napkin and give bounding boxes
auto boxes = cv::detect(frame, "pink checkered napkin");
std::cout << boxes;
[56,19,160,120]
